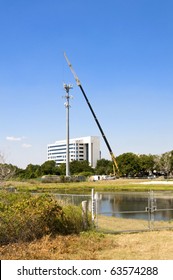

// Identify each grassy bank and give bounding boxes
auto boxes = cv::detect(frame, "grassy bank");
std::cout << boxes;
[4,178,173,193]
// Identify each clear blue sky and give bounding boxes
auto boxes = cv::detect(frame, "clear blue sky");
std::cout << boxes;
[0,0,173,168]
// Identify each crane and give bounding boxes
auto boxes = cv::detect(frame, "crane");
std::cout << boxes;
[64,52,119,177]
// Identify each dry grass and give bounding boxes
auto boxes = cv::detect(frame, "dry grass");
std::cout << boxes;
[97,215,173,232]
[1,230,173,260]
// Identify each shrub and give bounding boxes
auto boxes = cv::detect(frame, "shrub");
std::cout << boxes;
[62,205,85,234]
[0,192,91,245]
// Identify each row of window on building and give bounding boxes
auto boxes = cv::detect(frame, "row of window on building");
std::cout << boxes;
[47,136,100,168]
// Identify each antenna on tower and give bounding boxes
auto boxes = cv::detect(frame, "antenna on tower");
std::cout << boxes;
[63,83,73,177]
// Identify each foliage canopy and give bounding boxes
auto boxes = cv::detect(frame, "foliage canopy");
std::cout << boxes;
[1,150,173,180]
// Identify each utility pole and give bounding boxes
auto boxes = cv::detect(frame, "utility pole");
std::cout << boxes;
[63,84,73,177]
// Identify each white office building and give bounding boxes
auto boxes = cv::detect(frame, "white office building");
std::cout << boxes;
[47,136,100,168]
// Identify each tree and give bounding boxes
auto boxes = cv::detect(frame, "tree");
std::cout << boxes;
[0,163,16,181]
[170,151,173,175]
[22,164,42,179]
[116,152,140,177]
[0,152,16,183]
[159,151,173,176]
[152,154,161,174]
[41,160,59,175]
[70,160,94,175]
[57,163,66,176]
[138,154,155,176]
[95,159,113,175]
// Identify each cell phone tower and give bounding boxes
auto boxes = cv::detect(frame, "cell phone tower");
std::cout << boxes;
[63,83,73,177]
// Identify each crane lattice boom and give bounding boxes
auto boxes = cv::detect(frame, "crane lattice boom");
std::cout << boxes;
[64,52,119,176]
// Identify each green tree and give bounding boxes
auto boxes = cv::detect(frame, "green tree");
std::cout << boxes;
[41,160,58,175]
[95,159,113,175]
[57,163,66,176]
[24,164,42,179]
[138,154,155,176]
[116,152,140,177]
[70,160,94,175]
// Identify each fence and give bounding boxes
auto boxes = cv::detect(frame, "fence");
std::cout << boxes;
[54,191,96,222]
[54,193,91,206]
[94,190,173,233]
[50,190,173,233]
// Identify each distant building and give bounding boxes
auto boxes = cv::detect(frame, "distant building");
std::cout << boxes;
[47,136,100,168]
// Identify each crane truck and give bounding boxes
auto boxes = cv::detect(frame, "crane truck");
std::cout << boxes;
[64,52,119,177]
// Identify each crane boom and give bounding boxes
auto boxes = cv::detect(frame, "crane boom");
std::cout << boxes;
[64,52,119,176]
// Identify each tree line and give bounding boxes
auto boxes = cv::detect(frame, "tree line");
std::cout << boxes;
[1,150,173,181]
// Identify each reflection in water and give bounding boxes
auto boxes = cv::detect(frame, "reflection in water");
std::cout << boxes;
[97,192,173,221]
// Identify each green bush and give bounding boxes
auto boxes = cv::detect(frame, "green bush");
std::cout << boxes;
[62,205,85,234]
[0,192,91,245]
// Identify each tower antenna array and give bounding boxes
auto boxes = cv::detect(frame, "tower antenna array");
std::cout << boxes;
[63,83,73,177]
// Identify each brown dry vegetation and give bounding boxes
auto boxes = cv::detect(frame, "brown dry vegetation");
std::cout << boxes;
[1,230,173,260]
[97,215,173,232]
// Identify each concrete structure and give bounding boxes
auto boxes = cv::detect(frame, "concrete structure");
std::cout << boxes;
[47,136,100,168]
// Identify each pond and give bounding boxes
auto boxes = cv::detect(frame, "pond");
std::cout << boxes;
[96,191,173,221]
[33,191,173,222]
